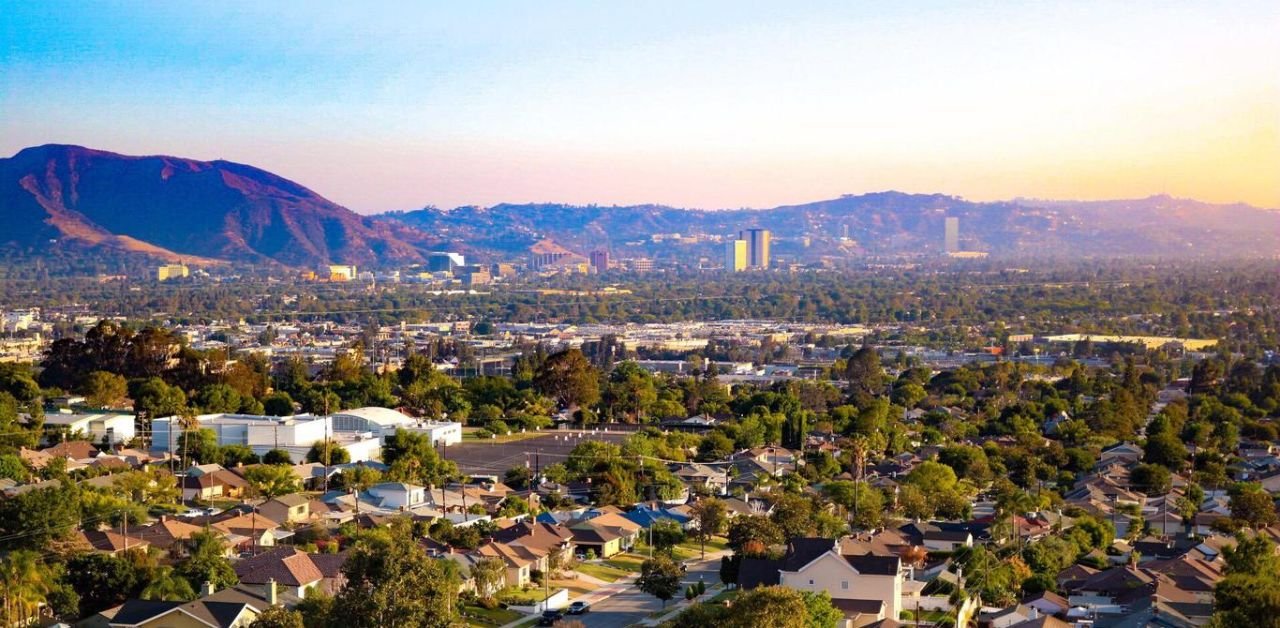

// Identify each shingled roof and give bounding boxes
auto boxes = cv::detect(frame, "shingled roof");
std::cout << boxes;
[233,547,324,587]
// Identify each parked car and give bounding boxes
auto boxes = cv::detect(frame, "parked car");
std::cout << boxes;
[567,601,589,615]
[179,509,203,518]
[537,610,564,626]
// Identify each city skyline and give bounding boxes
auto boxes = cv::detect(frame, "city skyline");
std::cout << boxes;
[2,2,1277,213]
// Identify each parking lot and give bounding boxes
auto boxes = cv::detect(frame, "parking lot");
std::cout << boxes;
[445,430,630,478]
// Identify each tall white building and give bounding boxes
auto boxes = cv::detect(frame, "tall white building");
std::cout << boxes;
[944,217,960,253]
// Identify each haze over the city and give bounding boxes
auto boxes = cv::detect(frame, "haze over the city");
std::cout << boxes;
[3,1,1278,212]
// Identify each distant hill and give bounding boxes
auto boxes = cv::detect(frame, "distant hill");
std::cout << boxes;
[3,144,1275,269]
[383,192,1280,259]
[0,145,436,267]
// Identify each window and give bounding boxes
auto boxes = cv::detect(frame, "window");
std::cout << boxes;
[808,579,814,585]
[841,581,849,590]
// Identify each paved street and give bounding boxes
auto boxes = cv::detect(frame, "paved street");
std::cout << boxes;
[447,430,630,477]
[573,554,724,628]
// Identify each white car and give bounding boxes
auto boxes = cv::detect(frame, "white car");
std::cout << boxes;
[180,509,203,518]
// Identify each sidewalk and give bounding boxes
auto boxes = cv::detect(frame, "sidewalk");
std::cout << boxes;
[637,583,726,626]
[493,549,732,628]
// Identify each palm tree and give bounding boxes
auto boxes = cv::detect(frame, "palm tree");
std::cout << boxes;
[0,550,52,626]
[140,566,196,601]
[178,407,200,466]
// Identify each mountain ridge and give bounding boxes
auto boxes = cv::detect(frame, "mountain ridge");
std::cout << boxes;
[381,191,1280,259]
[3,144,1276,267]
[1,144,436,268]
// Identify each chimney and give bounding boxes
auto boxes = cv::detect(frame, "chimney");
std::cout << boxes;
[267,578,278,606]
[201,581,216,597]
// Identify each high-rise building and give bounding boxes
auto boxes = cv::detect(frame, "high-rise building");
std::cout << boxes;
[944,217,960,253]
[426,252,465,273]
[725,239,748,272]
[739,228,771,269]
[589,250,610,274]
[157,264,189,281]
[327,265,357,281]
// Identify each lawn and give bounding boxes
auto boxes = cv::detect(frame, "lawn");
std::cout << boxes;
[550,577,595,597]
[576,562,631,583]
[603,552,647,572]
[681,536,729,555]
[633,536,729,562]
[496,587,554,606]
[461,604,523,627]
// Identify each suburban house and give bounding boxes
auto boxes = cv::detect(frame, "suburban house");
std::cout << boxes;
[365,482,427,510]
[78,529,151,555]
[570,511,642,552]
[490,520,576,573]
[180,467,249,501]
[743,538,904,626]
[233,547,326,599]
[899,522,974,552]
[102,586,272,627]
[1098,442,1144,466]
[623,503,693,530]
[258,494,312,526]
[473,540,534,588]
[210,513,282,550]
[568,520,626,558]
[669,462,729,495]
[40,439,100,461]
[132,518,211,556]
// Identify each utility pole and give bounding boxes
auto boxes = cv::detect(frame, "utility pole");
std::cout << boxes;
[252,503,258,556]
[322,406,331,494]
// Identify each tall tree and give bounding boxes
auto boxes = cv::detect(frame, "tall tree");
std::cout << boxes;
[64,552,143,616]
[690,498,729,559]
[139,566,196,601]
[724,586,810,628]
[636,556,683,608]
[176,532,238,591]
[332,523,460,627]
[382,430,458,487]
[533,349,601,410]
[842,346,884,403]
[83,370,128,408]
[471,558,505,601]
[244,464,301,499]
[0,550,56,627]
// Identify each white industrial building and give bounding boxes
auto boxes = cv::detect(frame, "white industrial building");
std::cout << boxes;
[329,407,417,438]
[396,420,463,446]
[151,407,459,463]
[42,412,136,444]
[152,412,380,463]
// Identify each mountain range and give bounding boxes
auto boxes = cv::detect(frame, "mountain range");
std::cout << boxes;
[2,144,1276,269]
[0,145,436,267]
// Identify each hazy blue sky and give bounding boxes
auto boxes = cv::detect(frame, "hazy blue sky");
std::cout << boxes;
[3,1,1277,212]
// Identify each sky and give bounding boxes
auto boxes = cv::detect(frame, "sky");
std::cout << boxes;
[2,1,1278,213]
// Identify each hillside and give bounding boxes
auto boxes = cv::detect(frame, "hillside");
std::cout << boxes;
[0,145,435,267]
[384,192,1280,259]
[3,144,1275,269]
